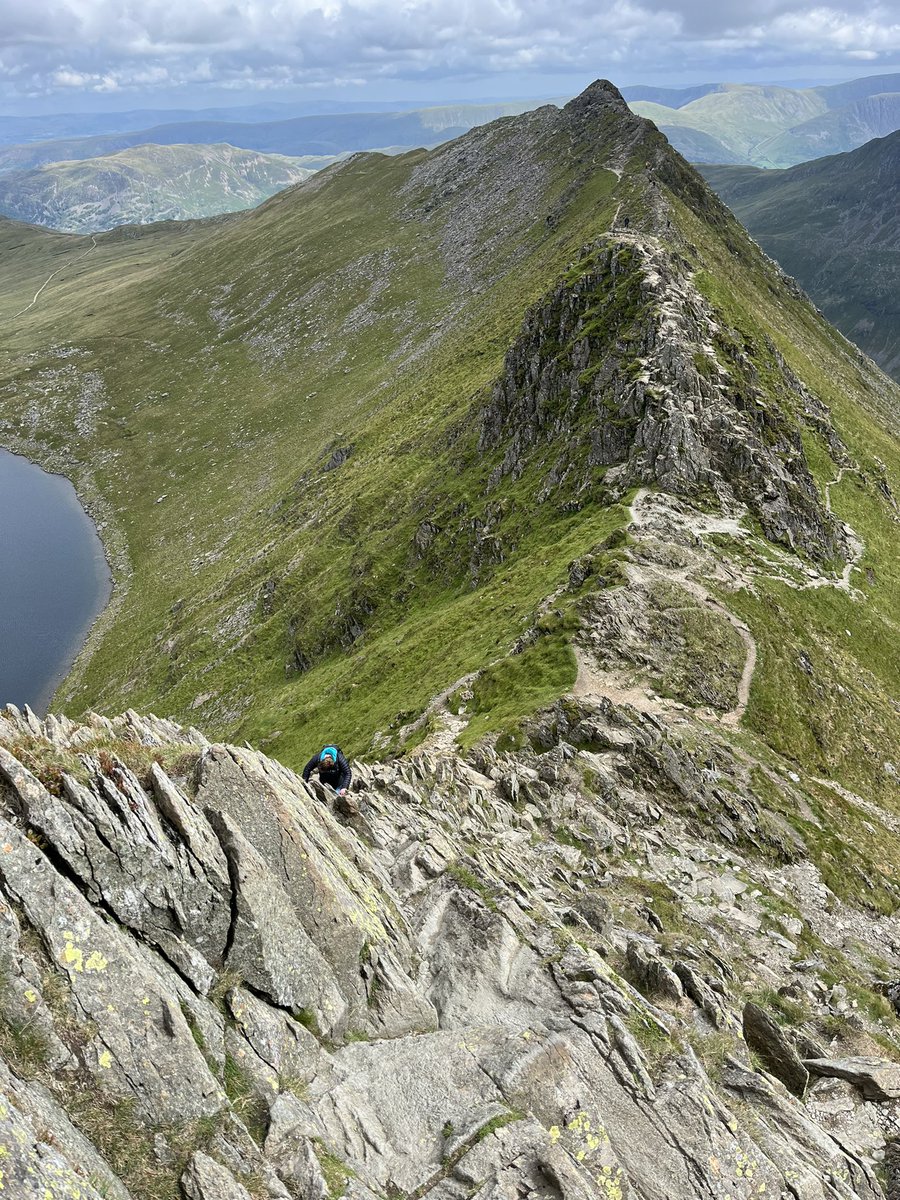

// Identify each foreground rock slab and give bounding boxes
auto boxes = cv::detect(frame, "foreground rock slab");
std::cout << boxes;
[0,701,895,1199]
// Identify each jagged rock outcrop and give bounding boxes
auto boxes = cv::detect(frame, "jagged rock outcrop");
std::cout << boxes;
[478,234,849,563]
[1,700,898,1198]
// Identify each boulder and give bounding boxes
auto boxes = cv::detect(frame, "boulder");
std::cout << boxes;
[803,1057,900,1103]
[181,1151,253,1200]
[742,1002,809,1097]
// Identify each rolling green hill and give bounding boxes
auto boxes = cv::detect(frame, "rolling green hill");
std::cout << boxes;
[620,82,724,107]
[0,143,320,232]
[1,80,898,824]
[631,84,827,162]
[701,131,900,379]
[631,72,900,166]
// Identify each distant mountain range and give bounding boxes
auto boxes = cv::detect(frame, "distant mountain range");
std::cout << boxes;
[701,131,900,378]
[5,73,900,237]
[0,99,445,146]
[0,101,557,175]
[629,73,900,166]
[4,72,900,186]
[0,144,319,233]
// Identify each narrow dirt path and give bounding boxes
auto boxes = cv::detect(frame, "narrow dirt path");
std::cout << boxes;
[629,489,759,726]
[609,483,866,723]
[824,466,849,514]
[719,610,757,727]
[573,488,760,726]
[12,235,98,320]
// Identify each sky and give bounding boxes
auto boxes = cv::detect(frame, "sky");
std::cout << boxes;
[2,0,900,113]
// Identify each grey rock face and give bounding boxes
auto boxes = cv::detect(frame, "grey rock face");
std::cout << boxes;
[0,700,894,1199]
[804,1057,900,1102]
[743,1000,810,1096]
[478,234,850,565]
[181,1150,254,1200]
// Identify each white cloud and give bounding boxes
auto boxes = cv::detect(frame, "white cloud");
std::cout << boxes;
[51,68,95,87]
[2,0,900,102]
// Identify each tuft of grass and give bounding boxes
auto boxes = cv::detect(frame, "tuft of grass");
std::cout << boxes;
[685,1028,745,1080]
[222,1052,268,1145]
[0,1009,50,1074]
[446,861,500,911]
[751,987,811,1027]
[624,1011,676,1078]
[314,1142,354,1200]
[472,1109,526,1143]
[291,1007,321,1037]
[179,1000,207,1052]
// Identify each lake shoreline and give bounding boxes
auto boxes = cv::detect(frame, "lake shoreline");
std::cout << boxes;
[0,436,127,716]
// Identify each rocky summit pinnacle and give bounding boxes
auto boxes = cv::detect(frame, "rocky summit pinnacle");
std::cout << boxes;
[564,78,633,117]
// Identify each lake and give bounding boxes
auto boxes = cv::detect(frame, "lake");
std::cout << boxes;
[0,448,112,714]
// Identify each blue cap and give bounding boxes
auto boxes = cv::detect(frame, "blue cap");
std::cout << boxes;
[320,746,338,763]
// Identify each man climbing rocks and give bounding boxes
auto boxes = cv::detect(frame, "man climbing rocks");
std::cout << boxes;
[302,745,352,796]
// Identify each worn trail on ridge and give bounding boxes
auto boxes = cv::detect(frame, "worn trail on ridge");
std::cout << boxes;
[12,235,98,321]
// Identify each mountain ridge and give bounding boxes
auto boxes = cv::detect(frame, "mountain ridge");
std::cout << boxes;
[0,76,897,808]
[0,99,561,175]
[0,76,899,1196]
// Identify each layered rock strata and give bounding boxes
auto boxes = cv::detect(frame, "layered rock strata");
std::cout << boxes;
[0,702,898,1198]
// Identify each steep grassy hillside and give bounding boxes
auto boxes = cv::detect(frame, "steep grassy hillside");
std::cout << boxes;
[0,143,318,233]
[624,102,741,162]
[758,92,900,165]
[1,81,898,822]
[702,132,900,378]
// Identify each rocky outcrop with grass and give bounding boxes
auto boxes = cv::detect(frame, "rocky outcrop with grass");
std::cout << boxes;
[2,697,900,1199]
[478,233,850,563]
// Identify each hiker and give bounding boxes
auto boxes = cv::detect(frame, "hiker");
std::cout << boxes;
[302,745,352,796]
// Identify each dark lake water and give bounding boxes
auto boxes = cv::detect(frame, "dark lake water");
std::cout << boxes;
[0,448,112,714]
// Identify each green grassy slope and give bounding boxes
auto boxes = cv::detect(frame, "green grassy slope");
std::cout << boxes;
[0,96,628,762]
[631,85,827,163]
[629,73,900,167]
[701,133,900,379]
[0,144,319,233]
[1,82,898,804]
